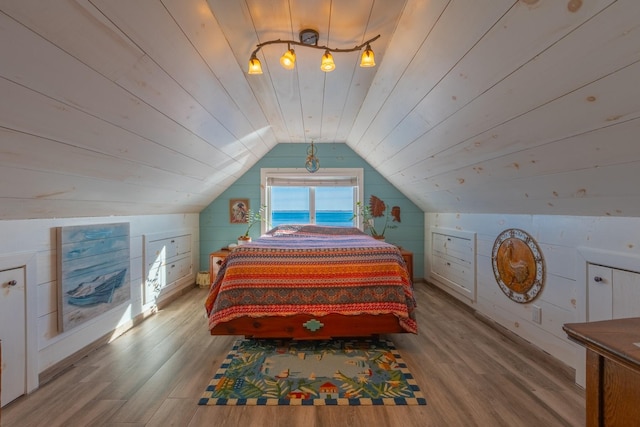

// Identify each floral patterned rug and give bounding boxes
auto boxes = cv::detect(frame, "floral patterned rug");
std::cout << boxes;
[198,338,426,406]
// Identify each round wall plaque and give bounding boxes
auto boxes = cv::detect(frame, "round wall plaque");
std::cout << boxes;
[491,228,545,303]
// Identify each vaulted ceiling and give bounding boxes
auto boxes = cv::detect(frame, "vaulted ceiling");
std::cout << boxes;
[1,0,640,220]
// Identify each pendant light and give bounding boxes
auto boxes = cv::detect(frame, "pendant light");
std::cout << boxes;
[305,140,320,173]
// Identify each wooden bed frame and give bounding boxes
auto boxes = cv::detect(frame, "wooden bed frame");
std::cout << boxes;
[209,312,407,339]
[205,225,416,340]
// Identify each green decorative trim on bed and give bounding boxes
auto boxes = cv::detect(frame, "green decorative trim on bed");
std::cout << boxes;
[303,318,324,332]
[198,338,427,406]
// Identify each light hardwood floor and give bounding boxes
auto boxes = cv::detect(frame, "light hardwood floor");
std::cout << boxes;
[2,283,585,426]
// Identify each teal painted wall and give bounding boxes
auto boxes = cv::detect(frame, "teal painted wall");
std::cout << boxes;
[199,143,425,278]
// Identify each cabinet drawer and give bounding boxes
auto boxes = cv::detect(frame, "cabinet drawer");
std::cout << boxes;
[432,254,473,287]
[432,233,473,262]
[430,228,477,301]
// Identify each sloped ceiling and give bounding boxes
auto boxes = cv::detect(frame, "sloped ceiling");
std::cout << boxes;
[1,0,640,220]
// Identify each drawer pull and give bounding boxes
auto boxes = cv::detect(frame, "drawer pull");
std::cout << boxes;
[6,280,17,287]
[593,276,603,283]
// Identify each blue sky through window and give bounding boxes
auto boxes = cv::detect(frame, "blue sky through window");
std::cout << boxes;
[271,187,353,211]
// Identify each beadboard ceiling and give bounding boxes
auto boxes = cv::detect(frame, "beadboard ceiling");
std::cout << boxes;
[1,0,640,220]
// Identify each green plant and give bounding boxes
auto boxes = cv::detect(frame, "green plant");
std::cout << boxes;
[241,205,266,238]
[353,196,400,238]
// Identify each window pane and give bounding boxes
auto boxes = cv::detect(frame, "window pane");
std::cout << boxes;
[271,187,309,226]
[316,187,355,226]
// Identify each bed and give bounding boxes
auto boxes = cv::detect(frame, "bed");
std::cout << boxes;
[204,225,417,339]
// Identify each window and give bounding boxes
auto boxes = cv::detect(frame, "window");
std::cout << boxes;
[261,168,364,232]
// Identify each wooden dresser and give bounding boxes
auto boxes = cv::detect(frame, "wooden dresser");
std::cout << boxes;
[399,249,413,283]
[563,317,640,426]
[209,250,231,285]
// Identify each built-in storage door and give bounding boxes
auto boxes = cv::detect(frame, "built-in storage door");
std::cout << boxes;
[588,263,640,322]
[0,267,26,407]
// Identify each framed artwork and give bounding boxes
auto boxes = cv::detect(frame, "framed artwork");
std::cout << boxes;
[230,199,249,223]
[57,222,130,331]
[491,228,545,303]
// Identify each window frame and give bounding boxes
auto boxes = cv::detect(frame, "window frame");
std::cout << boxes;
[260,168,364,234]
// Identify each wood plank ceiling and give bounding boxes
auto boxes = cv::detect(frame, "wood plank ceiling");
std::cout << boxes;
[1,0,640,220]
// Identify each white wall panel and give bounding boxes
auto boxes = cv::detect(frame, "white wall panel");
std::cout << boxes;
[426,212,640,387]
[0,213,198,379]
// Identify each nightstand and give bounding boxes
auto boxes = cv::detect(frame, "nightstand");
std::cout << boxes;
[209,250,231,285]
[399,249,413,283]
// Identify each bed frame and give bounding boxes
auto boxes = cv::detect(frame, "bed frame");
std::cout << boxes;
[205,225,416,340]
[209,312,407,339]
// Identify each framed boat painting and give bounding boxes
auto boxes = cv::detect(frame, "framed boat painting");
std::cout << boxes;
[57,222,130,332]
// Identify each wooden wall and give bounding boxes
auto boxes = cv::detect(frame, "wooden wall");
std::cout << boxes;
[0,213,198,390]
[426,212,640,387]
[200,143,425,278]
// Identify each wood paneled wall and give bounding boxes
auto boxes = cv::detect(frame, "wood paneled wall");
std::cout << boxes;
[426,212,640,387]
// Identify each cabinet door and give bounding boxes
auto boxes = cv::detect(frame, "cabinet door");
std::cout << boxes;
[613,268,640,318]
[1,267,26,407]
[588,264,613,322]
[588,264,640,322]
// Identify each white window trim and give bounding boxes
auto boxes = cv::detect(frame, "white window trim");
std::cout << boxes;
[260,168,364,233]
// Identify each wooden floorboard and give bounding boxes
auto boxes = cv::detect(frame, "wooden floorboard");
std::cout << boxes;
[1,283,585,426]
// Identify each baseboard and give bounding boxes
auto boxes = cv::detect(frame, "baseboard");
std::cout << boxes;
[38,283,196,386]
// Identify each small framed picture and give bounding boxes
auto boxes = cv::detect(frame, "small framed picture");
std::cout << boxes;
[229,199,249,223]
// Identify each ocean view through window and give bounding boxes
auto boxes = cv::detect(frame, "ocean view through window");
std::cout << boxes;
[262,168,364,231]
[270,186,355,227]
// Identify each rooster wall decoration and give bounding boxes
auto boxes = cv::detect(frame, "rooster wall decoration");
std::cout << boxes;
[491,229,545,303]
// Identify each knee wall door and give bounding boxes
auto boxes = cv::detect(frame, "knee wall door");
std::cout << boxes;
[0,267,26,407]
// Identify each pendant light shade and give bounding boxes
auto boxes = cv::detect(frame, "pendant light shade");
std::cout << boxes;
[305,141,320,173]
[320,50,335,72]
[360,44,375,67]
[248,54,263,74]
[280,48,296,70]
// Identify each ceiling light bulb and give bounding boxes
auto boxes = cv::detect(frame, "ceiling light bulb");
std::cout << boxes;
[248,55,263,74]
[280,48,296,70]
[320,50,335,72]
[360,44,375,67]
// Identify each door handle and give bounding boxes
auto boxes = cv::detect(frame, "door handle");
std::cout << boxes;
[5,280,17,287]
[593,276,603,283]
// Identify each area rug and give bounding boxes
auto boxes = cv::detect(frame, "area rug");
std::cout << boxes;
[198,338,426,406]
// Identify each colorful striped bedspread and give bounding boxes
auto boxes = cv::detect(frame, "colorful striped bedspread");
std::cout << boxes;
[205,225,417,334]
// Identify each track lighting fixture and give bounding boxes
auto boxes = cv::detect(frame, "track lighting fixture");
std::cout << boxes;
[247,29,380,74]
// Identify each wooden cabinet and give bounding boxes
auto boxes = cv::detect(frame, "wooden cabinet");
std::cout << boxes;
[399,249,413,283]
[430,228,476,301]
[144,232,193,304]
[563,318,640,426]
[209,250,231,284]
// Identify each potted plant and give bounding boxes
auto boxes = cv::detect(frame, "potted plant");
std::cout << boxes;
[353,196,400,240]
[238,205,266,245]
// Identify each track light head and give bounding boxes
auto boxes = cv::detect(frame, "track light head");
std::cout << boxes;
[360,44,375,67]
[280,48,296,70]
[248,54,263,74]
[320,50,335,72]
